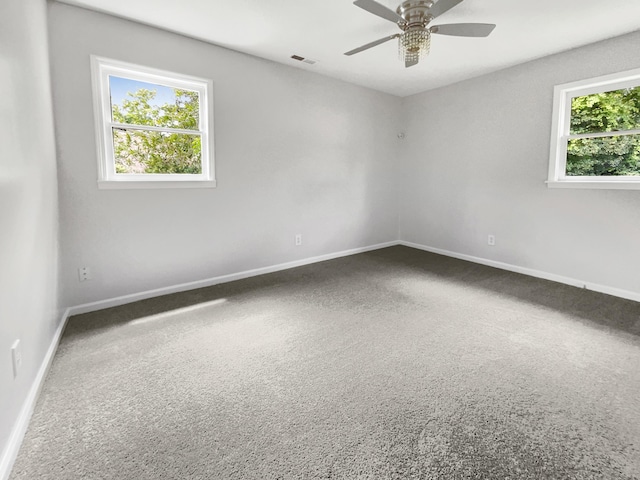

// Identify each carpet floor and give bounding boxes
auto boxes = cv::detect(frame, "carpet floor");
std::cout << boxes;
[9,246,640,479]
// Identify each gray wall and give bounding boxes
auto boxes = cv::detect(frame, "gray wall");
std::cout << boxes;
[0,0,60,471]
[48,4,401,308]
[399,30,640,297]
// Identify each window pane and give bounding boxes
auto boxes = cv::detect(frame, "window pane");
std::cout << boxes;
[109,76,200,130]
[566,134,640,176]
[570,86,640,135]
[112,128,202,174]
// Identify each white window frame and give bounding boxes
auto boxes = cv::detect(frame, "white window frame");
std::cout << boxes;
[547,67,640,190]
[90,56,215,189]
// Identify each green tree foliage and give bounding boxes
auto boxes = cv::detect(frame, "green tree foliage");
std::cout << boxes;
[112,89,202,174]
[567,87,640,176]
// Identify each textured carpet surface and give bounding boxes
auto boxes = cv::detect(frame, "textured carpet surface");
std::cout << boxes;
[10,246,640,479]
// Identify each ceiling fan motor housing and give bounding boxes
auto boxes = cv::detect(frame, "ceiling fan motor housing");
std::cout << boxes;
[396,0,434,29]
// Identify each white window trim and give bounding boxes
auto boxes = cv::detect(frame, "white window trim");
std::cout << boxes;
[547,67,640,190]
[90,56,216,189]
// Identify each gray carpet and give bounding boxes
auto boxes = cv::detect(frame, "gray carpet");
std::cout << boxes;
[10,246,640,479]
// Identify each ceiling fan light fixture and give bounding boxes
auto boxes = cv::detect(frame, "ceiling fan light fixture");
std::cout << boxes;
[399,29,430,63]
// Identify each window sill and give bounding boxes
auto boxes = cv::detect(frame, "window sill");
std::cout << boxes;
[546,180,640,190]
[98,179,217,190]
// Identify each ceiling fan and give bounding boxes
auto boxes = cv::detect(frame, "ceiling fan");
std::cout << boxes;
[344,0,495,68]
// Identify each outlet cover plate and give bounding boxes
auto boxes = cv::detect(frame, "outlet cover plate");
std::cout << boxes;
[11,340,22,379]
[78,267,92,281]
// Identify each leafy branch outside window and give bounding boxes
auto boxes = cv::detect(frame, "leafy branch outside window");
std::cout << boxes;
[567,87,640,176]
[111,88,202,174]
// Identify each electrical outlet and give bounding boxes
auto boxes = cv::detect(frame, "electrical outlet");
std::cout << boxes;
[78,267,92,282]
[488,235,496,246]
[295,234,302,246]
[11,340,22,379]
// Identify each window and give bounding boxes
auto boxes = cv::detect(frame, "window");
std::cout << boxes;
[547,67,640,189]
[91,56,215,189]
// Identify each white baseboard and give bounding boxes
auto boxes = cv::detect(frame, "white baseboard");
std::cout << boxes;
[69,241,400,316]
[69,239,640,316]
[399,240,640,303]
[0,308,71,480]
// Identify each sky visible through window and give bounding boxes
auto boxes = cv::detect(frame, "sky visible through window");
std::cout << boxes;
[109,76,177,109]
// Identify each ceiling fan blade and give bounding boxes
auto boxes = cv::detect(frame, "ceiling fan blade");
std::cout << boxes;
[430,23,496,37]
[344,34,399,56]
[353,0,405,24]
[405,58,419,68]
[428,0,464,19]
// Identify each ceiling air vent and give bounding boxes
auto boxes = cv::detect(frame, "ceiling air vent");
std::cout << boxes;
[290,55,317,65]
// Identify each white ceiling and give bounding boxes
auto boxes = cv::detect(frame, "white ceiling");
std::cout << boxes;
[56,0,640,97]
